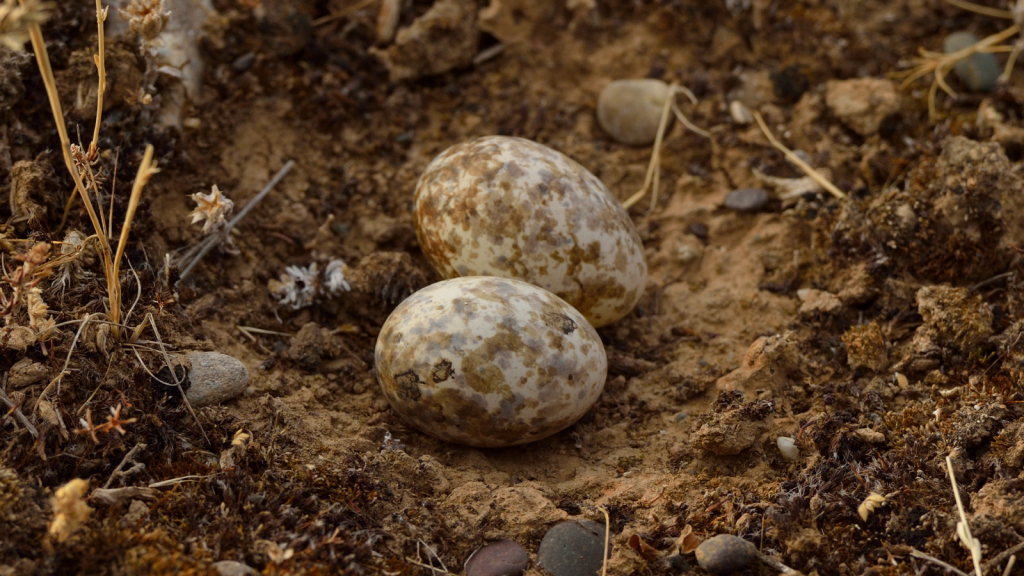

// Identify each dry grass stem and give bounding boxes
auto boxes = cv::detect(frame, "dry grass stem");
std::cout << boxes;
[1002,556,1017,576]
[910,548,971,576]
[143,312,209,444]
[148,475,203,488]
[622,83,677,213]
[35,313,99,410]
[943,0,1013,19]
[946,456,983,576]
[22,2,111,258]
[90,0,108,157]
[600,506,610,576]
[314,0,380,26]
[897,25,1019,121]
[110,145,158,334]
[752,110,847,200]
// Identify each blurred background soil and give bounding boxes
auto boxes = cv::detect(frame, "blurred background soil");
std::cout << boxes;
[3,0,1024,575]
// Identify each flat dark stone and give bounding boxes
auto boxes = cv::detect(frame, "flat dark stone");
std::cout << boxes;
[694,534,758,575]
[724,188,769,212]
[537,520,608,576]
[465,539,529,576]
[688,222,709,239]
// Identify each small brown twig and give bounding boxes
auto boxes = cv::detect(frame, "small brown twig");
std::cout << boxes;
[984,538,1024,574]
[176,159,294,284]
[104,442,146,488]
[0,375,38,439]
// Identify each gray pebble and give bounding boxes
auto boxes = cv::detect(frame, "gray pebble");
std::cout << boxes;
[597,79,672,146]
[694,535,758,575]
[944,32,1000,92]
[537,519,608,576]
[723,188,769,212]
[232,52,256,72]
[466,539,529,576]
[183,351,250,407]
[212,560,256,576]
[687,222,708,240]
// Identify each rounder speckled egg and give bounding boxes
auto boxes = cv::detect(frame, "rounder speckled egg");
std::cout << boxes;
[413,136,647,328]
[374,276,608,447]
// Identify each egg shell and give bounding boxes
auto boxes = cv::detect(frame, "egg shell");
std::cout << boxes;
[414,135,647,328]
[374,276,608,447]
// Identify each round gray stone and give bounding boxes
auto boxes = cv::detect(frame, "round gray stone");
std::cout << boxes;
[944,32,1000,92]
[723,188,769,212]
[465,539,529,576]
[212,560,256,576]
[183,351,249,407]
[694,534,758,575]
[537,519,608,576]
[597,79,672,146]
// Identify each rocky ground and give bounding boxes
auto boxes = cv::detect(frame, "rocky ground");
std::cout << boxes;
[3,0,1024,575]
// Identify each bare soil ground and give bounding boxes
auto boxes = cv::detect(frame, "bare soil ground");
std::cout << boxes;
[3,0,1024,575]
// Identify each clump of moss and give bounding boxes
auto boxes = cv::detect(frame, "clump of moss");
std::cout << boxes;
[822,136,1023,285]
[842,321,888,372]
[0,467,48,565]
[917,285,994,353]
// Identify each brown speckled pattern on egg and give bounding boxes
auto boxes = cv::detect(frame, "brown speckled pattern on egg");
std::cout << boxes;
[413,136,647,328]
[374,276,608,448]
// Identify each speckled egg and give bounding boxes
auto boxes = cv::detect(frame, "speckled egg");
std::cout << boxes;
[374,276,608,447]
[413,136,647,328]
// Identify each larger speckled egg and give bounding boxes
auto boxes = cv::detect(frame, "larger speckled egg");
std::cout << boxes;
[413,136,647,328]
[374,276,608,447]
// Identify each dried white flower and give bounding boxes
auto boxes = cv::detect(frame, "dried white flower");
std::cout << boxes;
[118,0,170,41]
[324,259,351,295]
[189,184,234,235]
[52,230,87,294]
[26,287,55,338]
[269,263,320,310]
[269,259,351,310]
[0,0,52,51]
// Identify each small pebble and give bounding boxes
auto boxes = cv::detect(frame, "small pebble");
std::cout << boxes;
[777,436,800,461]
[944,32,1000,92]
[212,560,256,576]
[675,412,688,422]
[183,351,250,408]
[537,520,608,576]
[694,535,758,575]
[723,188,769,212]
[687,222,708,240]
[465,539,529,576]
[232,52,256,72]
[729,100,753,124]
[597,79,672,146]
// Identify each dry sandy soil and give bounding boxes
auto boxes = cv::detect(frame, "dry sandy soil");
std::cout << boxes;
[3,0,1024,575]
